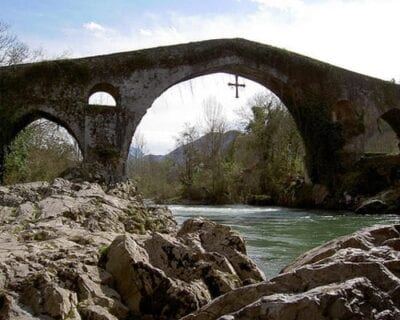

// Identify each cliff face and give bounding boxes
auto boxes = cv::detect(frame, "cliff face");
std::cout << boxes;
[0,179,264,319]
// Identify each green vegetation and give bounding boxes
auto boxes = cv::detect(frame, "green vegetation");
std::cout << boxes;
[98,244,110,257]
[129,94,305,205]
[3,119,81,185]
[94,146,121,162]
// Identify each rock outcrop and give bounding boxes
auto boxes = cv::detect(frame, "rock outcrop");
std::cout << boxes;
[0,179,264,319]
[3,178,400,320]
[104,218,264,319]
[355,187,400,214]
[183,224,400,320]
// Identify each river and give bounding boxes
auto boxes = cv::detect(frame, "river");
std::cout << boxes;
[169,205,400,279]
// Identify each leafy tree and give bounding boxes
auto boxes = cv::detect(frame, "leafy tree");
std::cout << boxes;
[131,157,180,202]
[4,120,81,184]
[234,94,305,200]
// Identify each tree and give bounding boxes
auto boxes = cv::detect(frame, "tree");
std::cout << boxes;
[128,131,148,176]
[234,94,305,200]
[128,93,305,205]
[200,97,229,202]
[175,124,200,196]
[4,120,82,184]
[0,21,43,66]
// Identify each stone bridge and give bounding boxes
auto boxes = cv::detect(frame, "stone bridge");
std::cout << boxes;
[1,38,400,186]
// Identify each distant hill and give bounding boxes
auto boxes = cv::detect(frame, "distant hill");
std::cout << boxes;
[142,130,241,164]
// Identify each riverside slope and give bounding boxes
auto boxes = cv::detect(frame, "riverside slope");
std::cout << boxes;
[1,179,400,319]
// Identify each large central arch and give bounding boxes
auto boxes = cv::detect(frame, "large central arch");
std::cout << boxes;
[145,64,338,184]
[1,38,399,184]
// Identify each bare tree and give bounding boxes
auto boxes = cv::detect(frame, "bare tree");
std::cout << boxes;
[128,132,148,176]
[0,22,28,65]
[0,22,46,66]
[200,97,229,201]
[131,132,148,159]
[176,123,200,189]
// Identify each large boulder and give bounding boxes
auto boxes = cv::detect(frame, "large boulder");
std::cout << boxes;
[355,198,389,214]
[183,224,400,320]
[105,218,265,319]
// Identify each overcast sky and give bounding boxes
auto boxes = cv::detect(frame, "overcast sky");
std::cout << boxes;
[1,0,399,154]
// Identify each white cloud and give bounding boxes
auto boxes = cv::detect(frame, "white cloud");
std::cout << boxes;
[50,1,399,81]
[139,28,153,37]
[251,0,305,13]
[83,21,106,33]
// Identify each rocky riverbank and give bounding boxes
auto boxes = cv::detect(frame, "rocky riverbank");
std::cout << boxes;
[0,179,264,319]
[1,178,400,319]
[184,224,400,319]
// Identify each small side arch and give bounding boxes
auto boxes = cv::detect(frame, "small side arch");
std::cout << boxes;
[88,83,120,107]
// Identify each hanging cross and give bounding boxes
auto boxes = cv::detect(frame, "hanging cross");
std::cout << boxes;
[228,75,246,98]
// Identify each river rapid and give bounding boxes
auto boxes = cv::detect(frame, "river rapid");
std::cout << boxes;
[169,205,400,279]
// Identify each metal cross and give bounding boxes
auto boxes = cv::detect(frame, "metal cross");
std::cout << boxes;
[228,75,246,98]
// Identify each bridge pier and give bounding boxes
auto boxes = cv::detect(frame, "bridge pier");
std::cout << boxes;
[81,150,128,183]
[82,105,132,183]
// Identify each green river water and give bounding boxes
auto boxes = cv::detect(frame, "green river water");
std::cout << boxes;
[169,205,400,279]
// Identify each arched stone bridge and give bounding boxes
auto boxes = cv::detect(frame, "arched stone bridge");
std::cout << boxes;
[1,38,400,186]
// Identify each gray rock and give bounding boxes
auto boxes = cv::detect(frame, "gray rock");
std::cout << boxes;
[356,198,389,214]
[0,179,179,319]
[183,224,400,320]
[217,278,400,320]
[105,219,265,320]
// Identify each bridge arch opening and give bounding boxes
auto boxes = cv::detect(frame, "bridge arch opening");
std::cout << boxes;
[3,116,82,185]
[88,83,119,107]
[130,72,306,203]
